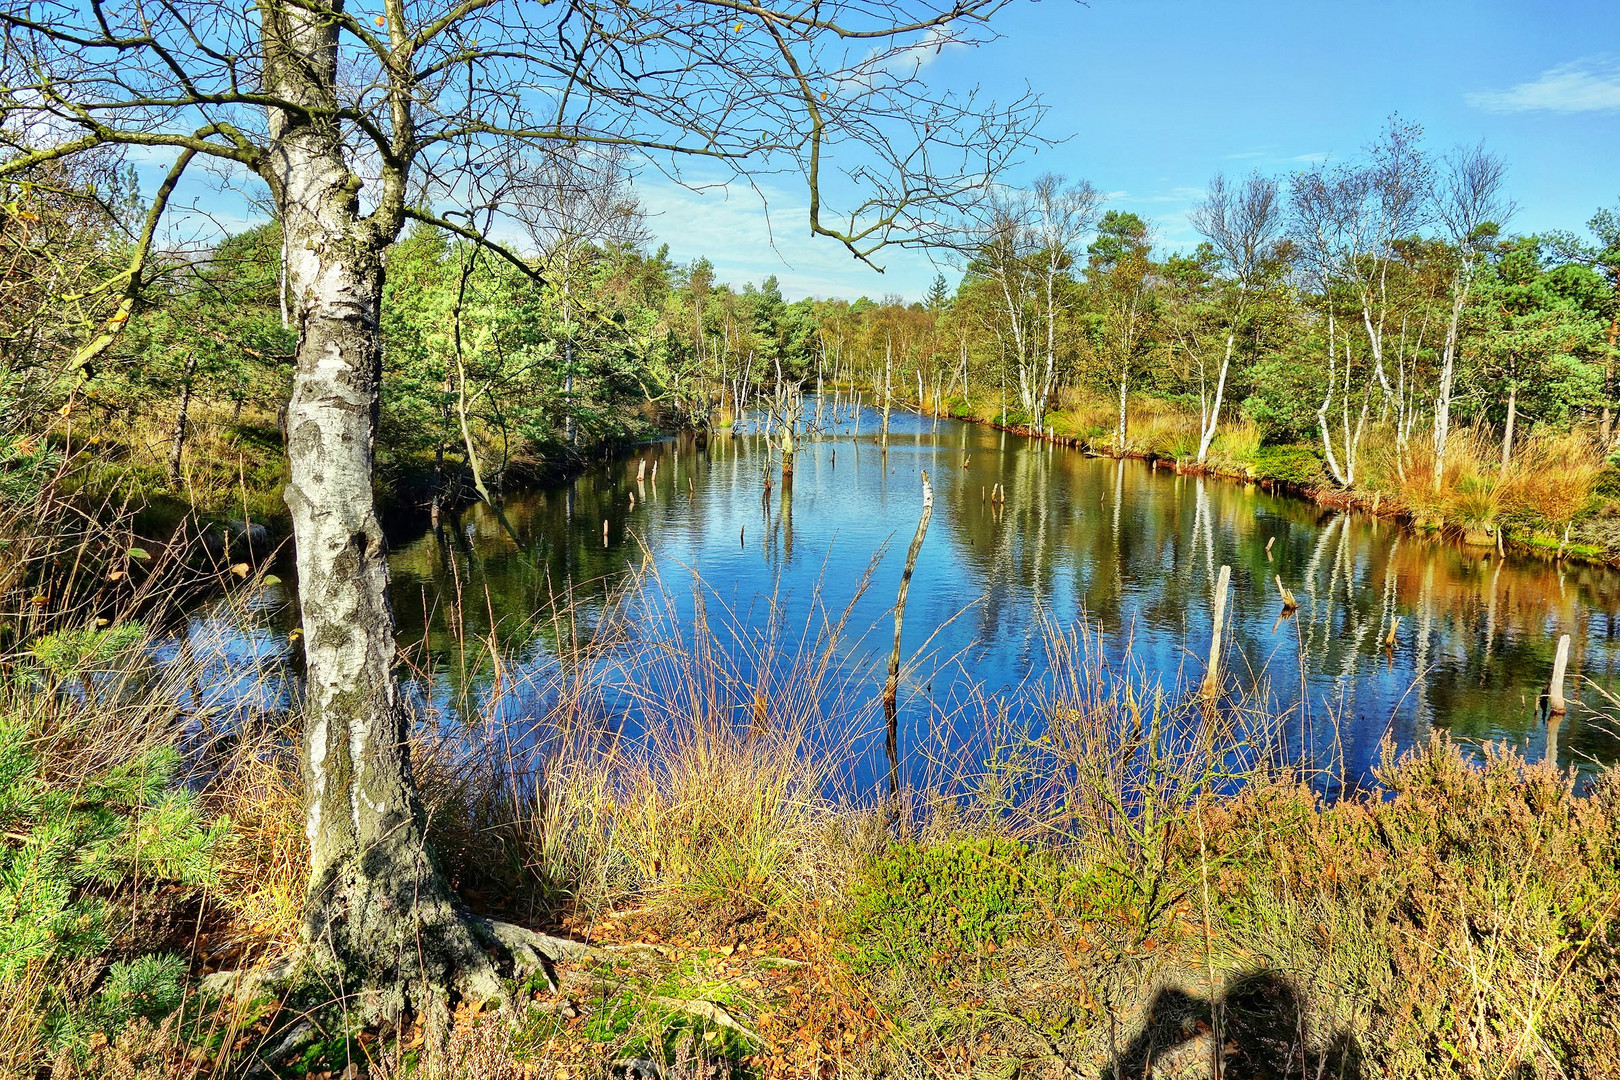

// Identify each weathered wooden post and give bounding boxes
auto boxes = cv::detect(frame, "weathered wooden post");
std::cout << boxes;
[1275,575,1298,611]
[602,519,609,547]
[884,470,934,798]
[636,458,646,482]
[1201,564,1232,700]
[1549,633,1572,716]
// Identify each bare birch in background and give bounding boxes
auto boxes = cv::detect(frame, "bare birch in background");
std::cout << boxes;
[1430,144,1511,493]
[1189,170,1283,465]
[1291,120,1433,485]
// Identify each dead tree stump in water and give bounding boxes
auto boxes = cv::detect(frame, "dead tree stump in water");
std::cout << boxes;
[884,471,934,798]
[1275,575,1298,611]
[1200,565,1232,701]
[1549,633,1572,715]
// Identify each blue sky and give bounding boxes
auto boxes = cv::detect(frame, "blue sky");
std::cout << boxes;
[647,0,1620,301]
[147,0,1619,303]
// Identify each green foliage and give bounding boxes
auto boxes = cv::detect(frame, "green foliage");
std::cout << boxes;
[536,954,761,1068]
[27,621,146,682]
[1246,444,1326,487]
[841,838,1037,978]
[47,953,188,1050]
[1242,346,1329,442]
[0,713,229,980]
[0,666,230,1070]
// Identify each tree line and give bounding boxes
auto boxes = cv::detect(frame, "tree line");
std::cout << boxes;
[12,119,1616,507]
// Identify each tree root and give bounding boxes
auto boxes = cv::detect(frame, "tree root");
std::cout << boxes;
[650,996,761,1045]
[471,915,601,992]
[198,955,303,1001]
[204,915,599,1073]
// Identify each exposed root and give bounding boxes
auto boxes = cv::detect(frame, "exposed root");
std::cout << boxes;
[198,955,302,1000]
[650,996,761,1045]
[204,915,598,1072]
[472,915,601,992]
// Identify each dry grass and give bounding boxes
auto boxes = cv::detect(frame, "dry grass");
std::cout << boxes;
[7,539,1620,1078]
[1357,423,1605,543]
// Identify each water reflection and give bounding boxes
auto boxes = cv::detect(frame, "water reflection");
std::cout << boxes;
[195,403,1620,791]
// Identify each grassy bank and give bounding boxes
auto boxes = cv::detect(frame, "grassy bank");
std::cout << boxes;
[871,384,1620,566]
[3,566,1618,1080]
[45,396,668,552]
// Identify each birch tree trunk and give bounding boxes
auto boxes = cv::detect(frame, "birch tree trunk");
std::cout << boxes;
[280,200,502,1018]
[1500,381,1517,473]
[1604,294,1618,447]
[1431,278,1469,494]
[1317,311,1350,486]
[1195,329,1234,466]
[1117,360,1129,450]
[262,0,505,1018]
[167,348,200,487]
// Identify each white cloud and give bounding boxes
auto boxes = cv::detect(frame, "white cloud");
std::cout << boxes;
[636,175,948,301]
[888,25,962,74]
[1466,58,1620,114]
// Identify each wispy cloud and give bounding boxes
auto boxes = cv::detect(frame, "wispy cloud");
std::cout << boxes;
[636,175,945,301]
[887,25,963,74]
[1466,58,1620,114]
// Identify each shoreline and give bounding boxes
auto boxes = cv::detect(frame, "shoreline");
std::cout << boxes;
[870,393,1620,570]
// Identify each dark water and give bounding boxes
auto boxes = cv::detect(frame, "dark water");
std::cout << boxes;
[172,403,1620,792]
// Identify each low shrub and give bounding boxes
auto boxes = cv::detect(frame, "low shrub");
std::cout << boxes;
[1247,444,1326,487]
[840,837,1038,978]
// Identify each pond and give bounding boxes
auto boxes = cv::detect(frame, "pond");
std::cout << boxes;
[172,401,1620,796]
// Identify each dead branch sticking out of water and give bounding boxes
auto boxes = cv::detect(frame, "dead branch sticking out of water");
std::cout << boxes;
[884,470,934,797]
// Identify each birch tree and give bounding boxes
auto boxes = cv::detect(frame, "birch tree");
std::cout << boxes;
[1430,144,1510,493]
[1087,209,1154,449]
[1188,170,1282,464]
[511,145,648,446]
[1028,174,1100,426]
[1291,121,1432,483]
[960,189,1041,421]
[0,0,1041,1020]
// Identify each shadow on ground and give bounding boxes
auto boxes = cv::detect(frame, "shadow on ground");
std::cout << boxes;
[1105,968,1363,1080]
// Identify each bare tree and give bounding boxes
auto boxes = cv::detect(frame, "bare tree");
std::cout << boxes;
[1430,144,1511,492]
[1291,121,1432,485]
[510,144,648,445]
[956,177,1098,430]
[1189,170,1282,464]
[959,188,1040,421]
[0,0,1042,1018]
[1029,174,1100,426]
